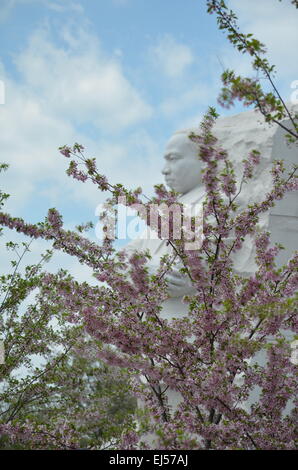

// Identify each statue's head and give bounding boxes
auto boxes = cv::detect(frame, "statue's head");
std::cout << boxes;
[162,129,202,195]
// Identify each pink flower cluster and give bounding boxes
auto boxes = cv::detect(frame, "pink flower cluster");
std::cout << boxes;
[0,107,297,450]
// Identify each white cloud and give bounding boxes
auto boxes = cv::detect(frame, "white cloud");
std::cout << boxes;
[0,23,156,213]
[44,0,84,13]
[203,0,298,112]
[0,0,83,21]
[225,0,298,83]
[160,83,216,117]
[150,34,194,78]
[14,26,152,132]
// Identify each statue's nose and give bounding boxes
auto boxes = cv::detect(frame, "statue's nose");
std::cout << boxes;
[162,164,170,175]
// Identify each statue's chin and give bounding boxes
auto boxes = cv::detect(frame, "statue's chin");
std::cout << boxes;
[166,182,180,191]
[165,182,184,194]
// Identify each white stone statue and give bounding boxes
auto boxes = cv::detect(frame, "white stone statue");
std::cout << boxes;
[121,105,298,445]
[123,104,298,318]
[123,130,205,321]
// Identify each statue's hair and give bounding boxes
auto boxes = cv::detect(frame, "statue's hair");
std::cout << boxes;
[171,105,298,211]
[171,125,264,210]
[170,128,200,152]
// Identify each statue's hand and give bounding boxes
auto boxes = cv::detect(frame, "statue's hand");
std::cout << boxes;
[164,269,196,298]
[145,263,196,298]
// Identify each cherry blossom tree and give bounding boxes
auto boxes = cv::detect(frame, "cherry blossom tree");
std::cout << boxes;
[0,0,297,450]
[0,165,136,449]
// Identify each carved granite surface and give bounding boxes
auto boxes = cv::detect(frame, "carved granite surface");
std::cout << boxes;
[122,105,297,441]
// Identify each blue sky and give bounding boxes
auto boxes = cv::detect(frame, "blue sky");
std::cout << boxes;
[0,0,297,282]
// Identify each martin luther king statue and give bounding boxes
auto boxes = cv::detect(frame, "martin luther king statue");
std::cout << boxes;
[121,104,298,446]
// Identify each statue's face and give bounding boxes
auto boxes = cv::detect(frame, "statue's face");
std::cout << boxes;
[162,133,202,194]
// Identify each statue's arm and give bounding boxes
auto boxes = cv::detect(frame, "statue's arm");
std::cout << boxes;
[164,268,198,298]
[120,238,196,298]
